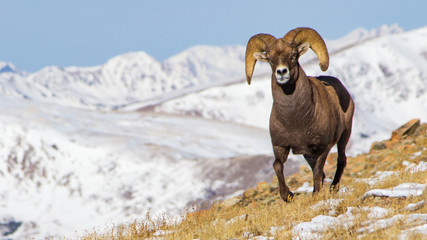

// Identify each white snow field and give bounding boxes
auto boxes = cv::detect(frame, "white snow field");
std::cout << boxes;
[0,24,426,238]
[0,96,273,238]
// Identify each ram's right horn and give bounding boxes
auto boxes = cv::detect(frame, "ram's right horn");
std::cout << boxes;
[245,34,276,84]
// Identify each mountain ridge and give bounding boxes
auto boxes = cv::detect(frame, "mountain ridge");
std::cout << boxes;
[0,25,406,110]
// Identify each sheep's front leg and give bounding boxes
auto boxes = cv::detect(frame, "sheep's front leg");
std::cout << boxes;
[273,146,293,202]
[312,151,329,193]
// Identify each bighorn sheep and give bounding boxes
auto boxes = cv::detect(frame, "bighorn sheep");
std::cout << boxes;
[245,27,354,202]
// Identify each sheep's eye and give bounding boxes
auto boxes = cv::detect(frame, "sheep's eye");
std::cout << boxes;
[290,54,297,61]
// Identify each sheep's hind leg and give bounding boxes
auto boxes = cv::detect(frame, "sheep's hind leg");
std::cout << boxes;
[273,146,293,202]
[312,151,329,193]
[331,130,350,191]
[304,154,325,185]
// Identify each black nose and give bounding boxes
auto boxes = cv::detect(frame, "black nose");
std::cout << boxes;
[276,68,288,75]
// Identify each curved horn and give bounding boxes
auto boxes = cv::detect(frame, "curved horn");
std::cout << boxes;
[283,27,329,71]
[245,34,276,84]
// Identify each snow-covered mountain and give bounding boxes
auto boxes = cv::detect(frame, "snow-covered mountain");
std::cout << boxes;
[0,24,403,110]
[327,24,403,53]
[0,46,247,110]
[0,24,426,239]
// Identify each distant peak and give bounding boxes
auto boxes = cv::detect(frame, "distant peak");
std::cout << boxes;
[326,24,404,53]
[369,24,403,36]
[0,62,19,73]
[107,51,158,62]
[344,24,403,41]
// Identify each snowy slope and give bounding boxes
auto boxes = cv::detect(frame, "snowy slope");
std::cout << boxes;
[327,24,403,53]
[0,96,273,239]
[155,26,427,155]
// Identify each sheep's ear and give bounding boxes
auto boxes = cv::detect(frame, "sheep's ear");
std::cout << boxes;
[298,42,310,56]
[253,52,269,62]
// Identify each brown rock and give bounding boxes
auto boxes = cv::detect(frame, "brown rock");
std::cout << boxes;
[222,196,241,208]
[391,119,420,141]
[385,140,399,150]
[243,188,256,198]
[383,154,397,163]
[270,180,279,189]
[256,182,270,193]
[371,141,387,151]
[260,190,271,197]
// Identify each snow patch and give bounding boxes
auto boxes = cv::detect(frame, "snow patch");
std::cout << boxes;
[398,224,427,239]
[295,182,313,193]
[357,214,427,234]
[363,183,426,199]
[405,161,427,173]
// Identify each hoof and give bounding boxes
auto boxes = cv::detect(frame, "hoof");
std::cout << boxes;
[281,192,294,202]
[329,184,340,193]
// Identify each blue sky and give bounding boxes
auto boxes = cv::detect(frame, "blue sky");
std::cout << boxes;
[1,0,426,72]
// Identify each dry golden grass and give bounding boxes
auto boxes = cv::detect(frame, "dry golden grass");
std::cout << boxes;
[81,168,425,240]
[81,121,426,239]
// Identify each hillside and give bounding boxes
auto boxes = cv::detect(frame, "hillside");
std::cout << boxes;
[83,119,426,239]
[0,96,273,239]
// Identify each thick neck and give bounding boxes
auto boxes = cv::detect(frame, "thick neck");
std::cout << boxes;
[271,66,314,121]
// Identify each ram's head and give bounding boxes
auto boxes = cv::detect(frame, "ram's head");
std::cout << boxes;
[245,27,329,85]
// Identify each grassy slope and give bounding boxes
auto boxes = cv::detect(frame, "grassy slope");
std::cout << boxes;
[82,119,426,239]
